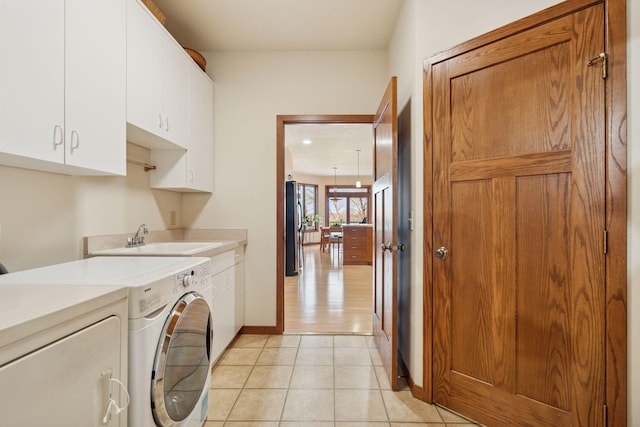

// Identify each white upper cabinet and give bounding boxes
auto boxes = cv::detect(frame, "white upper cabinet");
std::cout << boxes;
[0,0,126,175]
[150,62,213,192]
[65,0,126,174]
[186,63,214,192]
[127,0,188,149]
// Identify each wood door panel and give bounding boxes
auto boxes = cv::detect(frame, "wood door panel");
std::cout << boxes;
[516,174,571,410]
[450,179,495,384]
[431,4,606,426]
[451,41,571,162]
[450,149,572,181]
[373,77,398,391]
[449,372,571,427]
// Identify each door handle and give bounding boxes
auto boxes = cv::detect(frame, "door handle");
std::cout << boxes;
[381,243,405,252]
[434,246,449,260]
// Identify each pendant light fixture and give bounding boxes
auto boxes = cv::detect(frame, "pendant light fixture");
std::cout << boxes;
[355,149,362,188]
[330,167,339,202]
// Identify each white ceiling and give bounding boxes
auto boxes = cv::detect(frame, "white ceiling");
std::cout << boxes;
[150,0,401,177]
[151,0,403,52]
[285,124,373,177]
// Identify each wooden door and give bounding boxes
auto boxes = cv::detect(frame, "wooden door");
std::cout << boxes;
[431,4,605,426]
[373,77,399,390]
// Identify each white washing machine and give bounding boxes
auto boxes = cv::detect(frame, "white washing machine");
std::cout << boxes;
[0,256,213,427]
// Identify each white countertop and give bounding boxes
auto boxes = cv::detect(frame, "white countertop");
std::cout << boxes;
[0,256,210,286]
[90,240,241,258]
[0,284,127,351]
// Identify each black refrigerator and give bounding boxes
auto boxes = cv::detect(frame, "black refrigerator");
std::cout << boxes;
[285,180,302,276]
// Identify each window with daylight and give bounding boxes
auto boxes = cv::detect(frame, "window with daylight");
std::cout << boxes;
[326,185,370,225]
[297,183,318,231]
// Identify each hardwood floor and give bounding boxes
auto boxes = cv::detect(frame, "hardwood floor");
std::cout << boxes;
[285,243,373,334]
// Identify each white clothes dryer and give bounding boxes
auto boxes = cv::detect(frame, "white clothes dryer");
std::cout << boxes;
[0,256,213,427]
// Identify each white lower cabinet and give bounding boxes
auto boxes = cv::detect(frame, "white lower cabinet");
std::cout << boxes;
[0,316,124,426]
[233,248,246,335]
[0,0,126,176]
[212,264,235,363]
[210,249,246,363]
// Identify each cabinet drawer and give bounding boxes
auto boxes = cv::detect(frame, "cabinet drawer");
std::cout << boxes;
[343,227,367,238]
[345,251,368,261]
[344,235,366,244]
[344,254,371,265]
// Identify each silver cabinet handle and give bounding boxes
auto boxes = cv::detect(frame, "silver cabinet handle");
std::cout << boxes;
[52,125,64,150]
[159,113,164,129]
[70,130,80,153]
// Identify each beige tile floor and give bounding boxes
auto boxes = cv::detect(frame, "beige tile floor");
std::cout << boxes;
[205,334,480,427]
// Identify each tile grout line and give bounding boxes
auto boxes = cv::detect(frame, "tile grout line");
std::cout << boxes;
[277,336,301,423]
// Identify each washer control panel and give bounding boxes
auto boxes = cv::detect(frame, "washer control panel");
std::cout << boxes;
[172,259,211,293]
[129,258,211,319]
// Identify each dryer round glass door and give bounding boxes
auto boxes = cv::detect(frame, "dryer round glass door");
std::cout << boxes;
[151,291,212,426]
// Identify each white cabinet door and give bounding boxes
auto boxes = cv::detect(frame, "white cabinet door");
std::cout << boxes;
[0,0,125,175]
[162,33,189,148]
[0,316,123,426]
[187,62,214,191]
[65,0,126,175]
[150,61,213,192]
[127,0,188,150]
[211,267,235,363]
[234,260,245,335]
[0,0,64,164]
[126,0,164,140]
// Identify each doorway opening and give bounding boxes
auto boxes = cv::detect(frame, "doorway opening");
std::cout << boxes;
[276,115,375,335]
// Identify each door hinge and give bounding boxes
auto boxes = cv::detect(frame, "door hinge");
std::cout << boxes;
[603,230,608,254]
[588,52,608,79]
[603,404,608,426]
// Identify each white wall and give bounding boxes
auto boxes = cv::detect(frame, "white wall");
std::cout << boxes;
[627,0,639,423]
[0,143,181,271]
[182,50,389,326]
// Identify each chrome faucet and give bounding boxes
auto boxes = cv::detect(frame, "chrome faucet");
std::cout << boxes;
[127,224,148,247]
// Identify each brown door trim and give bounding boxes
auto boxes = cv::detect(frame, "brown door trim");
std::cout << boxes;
[276,115,375,333]
[422,0,627,425]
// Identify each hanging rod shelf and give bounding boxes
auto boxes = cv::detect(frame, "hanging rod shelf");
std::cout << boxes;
[127,159,156,172]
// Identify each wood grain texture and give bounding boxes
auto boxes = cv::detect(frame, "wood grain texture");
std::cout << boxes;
[603,0,627,425]
[284,245,373,334]
[450,38,571,162]
[450,180,495,384]
[373,77,399,391]
[428,3,607,426]
[569,6,606,426]
[516,174,571,410]
[422,58,435,404]
[342,225,373,265]
[450,150,572,181]
[424,1,626,425]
